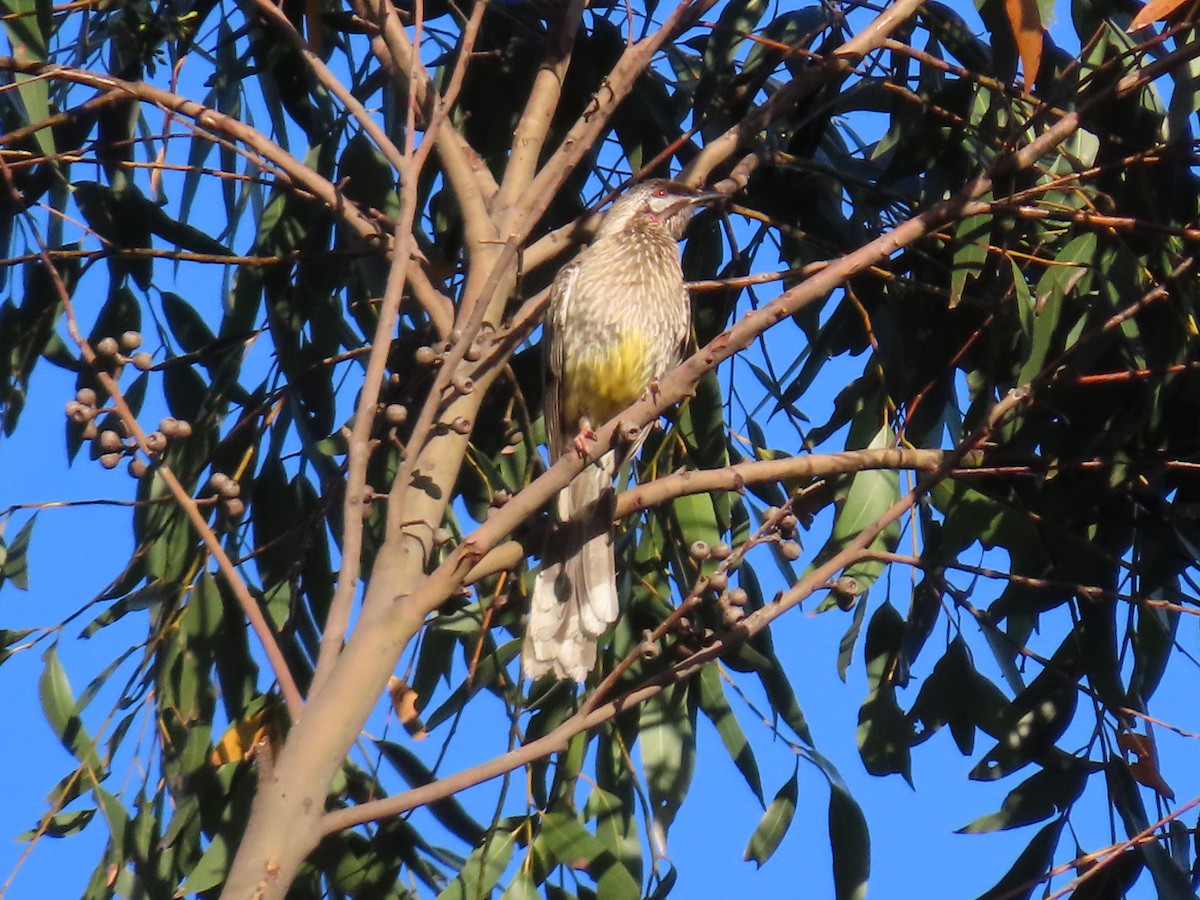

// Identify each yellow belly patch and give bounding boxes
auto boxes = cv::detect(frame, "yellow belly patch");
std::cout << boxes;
[562,331,654,428]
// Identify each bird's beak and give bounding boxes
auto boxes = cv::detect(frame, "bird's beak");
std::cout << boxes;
[663,189,727,221]
[689,190,727,206]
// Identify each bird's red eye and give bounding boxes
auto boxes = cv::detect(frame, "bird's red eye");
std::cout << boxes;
[653,187,667,198]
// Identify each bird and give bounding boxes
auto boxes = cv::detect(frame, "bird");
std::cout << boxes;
[524,179,724,682]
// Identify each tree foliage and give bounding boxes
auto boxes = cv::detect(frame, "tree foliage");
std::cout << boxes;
[2,0,1200,895]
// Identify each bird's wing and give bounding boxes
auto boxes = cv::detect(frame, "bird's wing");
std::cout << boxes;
[679,281,693,361]
[543,259,580,461]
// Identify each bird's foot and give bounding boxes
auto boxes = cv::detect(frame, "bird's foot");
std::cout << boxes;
[573,419,597,456]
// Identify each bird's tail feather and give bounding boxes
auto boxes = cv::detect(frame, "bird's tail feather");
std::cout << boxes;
[524,453,618,681]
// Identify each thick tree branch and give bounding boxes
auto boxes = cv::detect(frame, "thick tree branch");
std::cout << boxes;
[495,0,588,213]
[312,0,491,698]
[353,0,497,250]
[465,447,953,582]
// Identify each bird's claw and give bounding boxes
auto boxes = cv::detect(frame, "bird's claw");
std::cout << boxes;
[573,420,597,456]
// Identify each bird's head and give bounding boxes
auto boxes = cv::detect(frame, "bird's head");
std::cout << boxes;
[597,179,725,240]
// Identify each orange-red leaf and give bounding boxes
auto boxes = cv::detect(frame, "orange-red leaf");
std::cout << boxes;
[210,705,279,765]
[388,676,428,740]
[1128,0,1192,31]
[1118,730,1175,800]
[1005,0,1044,90]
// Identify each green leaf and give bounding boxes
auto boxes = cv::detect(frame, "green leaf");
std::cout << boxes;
[38,644,103,773]
[836,588,868,682]
[140,200,234,257]
[18,807,96,840]
[920,2,990,70]
[757,663,815,747]
[857,602,912,781]
[1010,257,1034,340]
[1069,850,1143,900]
[502,870,540,900]
[638,682,695,844]
[338,132,400,220]
[970,633,1082,781]
[73,183,154,289]
[815,403,901,594]
[695,663,764,804]
[140,467,198,585]
[534,812,639,900]
[0,0,53,158]
[79,580,176,639]
[1130,584,1180,704]
[671,489,722,565]
[1017,233,1097,385]
[583,785,640,885]
[908,636,1008,755]
[423,639,520,732]
[949,213,991,308]
[977,818,1065,900]
[1106,758,1195,898]
[856,682,912,782]
[0,628,34,666]
[162,291,218,355]
[958,763,1089,833]
[743,769,798,867]
[177,830,234,895]
[375,741,486,845]
[2,512,35,590]
[829,780,870,900]
[862,600,905,690]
